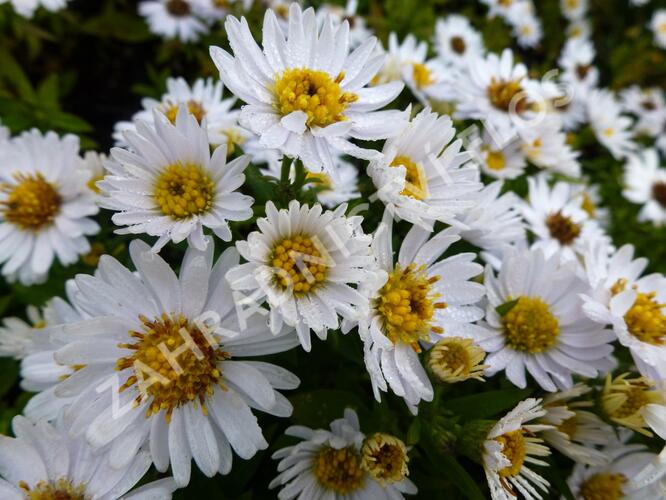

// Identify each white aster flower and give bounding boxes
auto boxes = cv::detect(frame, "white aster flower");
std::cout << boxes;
[560,0,588,21]
[210,3,405,175]
[468,127,527,180]
[0,415,177,500]
[316,0,371,48]
[482,398,552,500]
[348,210,486,411]
[566,17,592,39]
[479,0,524,20]
[368,107,483,231]
[191,0,253,23]
[518,115,581,177]
[619,86,666,138]
[559,37,599,90]
[570,180,610,227]
[270,408,417,499]
[507,3,542,49]
[31,238,300,487]
[0,0,68,17]
[651,9,666,49]
[0,305,46,360]
[226,200,374,351]
[623,148,666,226]
[138,0,208,42]
[101,108,253,251]
[471,247,615,392]
[434,15,484,67]
[587,88,637,160]
[0,130,99,285]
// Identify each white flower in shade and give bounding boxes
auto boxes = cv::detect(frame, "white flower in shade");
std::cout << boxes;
[31,239,300,487]
[0,121,9,144]
[517,115,581,177]
[347,209,486,411]
[101,108,253,251]
[270,409,417,499]
[138,0,208,42]
[0,305,45,360]
[482,398,552,500]
[566,18,592,40]
[210,3,405,175]
[368,107,483,231]
[587,89,637,160]
[434,15,484,67]
[80,151,107,198]
[582,243,666,381]
[479,0,520,20]
[622,148,666,226]
[540,384,613,465]
[468,126,527,180]
[637,403,666,488]
[226,200,374,351]
[191,0,253,23]
[471,247,616,392]
[570,180,609,227]
[559,37,599,91]
[507,3,542,49]
[113,77,245,150]
[619,86,666,137]
[560,0,588,21]
[316,0,371,48]
[0,416,177,500]
[0,0,68,18]
[651,9,666,49]
[0,130,99,285]
[522,175,607,263]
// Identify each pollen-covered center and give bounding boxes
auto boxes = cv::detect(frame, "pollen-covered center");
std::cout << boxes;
[495,430,526,478]
[450,36,466,54]
[390,155,428,200]
[652,182,666,208]
[361,433,409,485]
[270,234,329,296]
[117,313,229,421]
[1,173,61,231]
[20,478,85,500]
[546,211,581,245]
[166,0,191,16]
[487,78,531,113]
[164,100,206,125]
[579,473,627,500]
[313,446,365,494]
[154,163,215,219]
[376,263,446,352]
[429,337,486,383]
[613,385,650,418]
[502,296,560,353]
[624,291,666,345]
[305,171,333,192]
[412,63,434,88]
[273,68,358,128]
[485,149,507,171]
[558,415,579,440]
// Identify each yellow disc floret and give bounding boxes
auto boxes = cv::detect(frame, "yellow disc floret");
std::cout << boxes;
[1,173,61,231]
[412,63,434,89]
[485,149,507,171]
[164,100,206,125]
[154,163,215,219]
[487,78,531,113]
[20,478,86,500]
[579,473,627,500]
[270,234,329,296]
[361,433,409,485]
[428,337,488,383]
[273,68,358,128]
[495,430,526,478]
[601,373,664,436]
[390,155,428,200]
[313,446,365,494]
[624,291,666,345]
[502,296,560,353]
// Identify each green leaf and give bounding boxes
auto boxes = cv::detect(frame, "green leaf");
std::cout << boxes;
[406,416,421,445]
[445,388,534,419]
[440,454,486,500]
[495,298,519,316]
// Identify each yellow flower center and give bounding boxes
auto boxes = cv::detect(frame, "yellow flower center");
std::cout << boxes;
[361,433,409,485]
[273,68,357,128]
[485,149,507,171]
[390,155,428,200]
[487,78,530,113]
[166,0,191,17]
[603,127,615,137]
[313,446,365,494]
[1,173,61,231]
[614,386,650,418]
[116,313,229,422]
[86,173,104,194]
[602,373,664,435]
[558,415,578,439]
[428,337,487,383]
[659,23,666,35]
[305,171,333,192]
[164,100,206,125]
[502,296,560,353]
[450,36,466,54]
[270,234,329,296]
[376,263,446,352]
[565,0,579,9]
[412,63,434,89]
[222,128,246,155]
[580,193,597,218]
[546,211,581,245]
[624,291,666,345]
[495,430,526,478]
[579,473,627,500]
[19,479,86,500]
[154,163,215,219]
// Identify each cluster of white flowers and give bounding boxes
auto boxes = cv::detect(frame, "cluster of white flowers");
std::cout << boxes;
[2,1,666,499]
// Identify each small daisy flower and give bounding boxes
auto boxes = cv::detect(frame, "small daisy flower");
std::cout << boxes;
[270,409,417,499]
[368,107,483,231]
[226,200,374,351]
[468,127,527,180]
[0,305,46,360]
[570,180,609,227]
[479,0,520,20]
[210,3,405,175]
[434,15,484,67]
[80,151,107,197]
[316,0,371,48]
[587,89,637,160]
[560,0,588,21]
[518,115,581,177]
[507,3,542,49]
[482,398,552,500]
[1,0,68,18]
[566,18,592,39]
[349,209,486,411]
[0,129,99,285]
[101,108,253,251]
[472,247,615,392]
[428,337,488,383]
[559,37,598,90]
[623,148,666,226]
[651,9,666,49]
[540,384,613,465]
[601,373,665,436]
[191,0,253,23]
[0,415,177,500]
[620,86,666,138]
[138,0,208,42]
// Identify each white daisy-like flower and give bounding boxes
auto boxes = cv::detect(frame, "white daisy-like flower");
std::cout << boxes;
[479,0,522,20]
[30,238,300,487]
[587,88,637,160]
[226,200,374,351]
[0,305,46,360]
[620,86,666,138]
[270,409,417,499]
[582,243,666,381]
[522,174,606,263]
[651,9,666,49]
[0,0,68,18]
[506,3,542,49]
[468,127,527,180]
[101,108,253,251]
[570,180,610,227]
[79,151,107,198]
[113,77,245,150]
[210,3,405,175]
[347,209,486,411]
[316,0,371,48]
[0,415,177,500]
[368,107,483,231]
[622,148,666,226]
[566,17,592,40]
[518,115,581,177]
[540,383,613,465]
[191,0,253,23]
[0,130,99,285]
[560,0,588,21]
[434,15,484,67]
[559,37,599,90]
[471,247,615,392]
[482,398,552,500]
[138,0,208,42]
